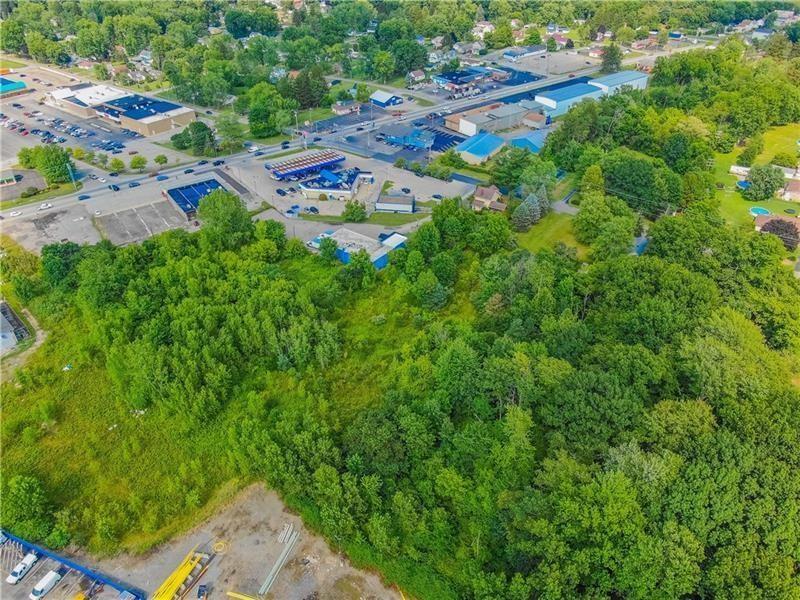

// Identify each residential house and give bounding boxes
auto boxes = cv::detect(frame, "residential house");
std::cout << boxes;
[472,21,495,40]
[407,70,426,84]
[76,60,96,70]
[331,100,360,116]
[551,33,571,48]
[428,51,443,65]
[431,35,445,49]
[472,185,507,212]
[588,47,605,58]
[783,179,800,202]
[754,215,800,237]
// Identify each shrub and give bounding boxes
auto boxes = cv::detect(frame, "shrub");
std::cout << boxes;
[20,186,40,198]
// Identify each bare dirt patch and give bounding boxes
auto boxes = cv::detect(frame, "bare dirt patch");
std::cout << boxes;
[76,484,400,600]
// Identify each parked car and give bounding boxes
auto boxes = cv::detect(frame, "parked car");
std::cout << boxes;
[10,211,22,217]
[108,172,119,177]
[5,552,37,584]
[307,206,319,214]
[38,203,53,210]
[313,136,322,142]
[198,160,209,165]
[402,187,411,194]
[128,181,140,188]
[128,150,138,154]
[156,175,169,181]
[254,151,264,156]
[247,146,260,153]
[276,188,287,196]
[11,103,23,109]
[432,194,443,200]
[78,194,91,200]
[29,570,63,600]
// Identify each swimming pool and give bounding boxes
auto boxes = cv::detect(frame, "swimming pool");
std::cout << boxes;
[750,206,770,217]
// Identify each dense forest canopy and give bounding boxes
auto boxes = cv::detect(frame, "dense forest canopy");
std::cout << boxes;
[2,2,800,598]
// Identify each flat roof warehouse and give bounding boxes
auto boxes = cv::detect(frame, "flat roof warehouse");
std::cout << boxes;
[268,150,346,180]
[46,83,195,135]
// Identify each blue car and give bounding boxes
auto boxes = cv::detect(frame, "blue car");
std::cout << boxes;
[108,184,120,191]
[276,189,287,196]
[78,194,90,201]
[128,181,140,188]
[156,175,169,181]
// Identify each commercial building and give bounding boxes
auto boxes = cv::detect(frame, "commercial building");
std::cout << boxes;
[588,71,650,94]
[165,179,224,219]
[298,168,373,200]
[0,77,26,97]
[535,83,604,117]
[432,69,485,91]
[308,228,407,269]
[503,45,546,62]
[375,192,415,213]
[268,150,346,180]
[369,90,403,108]
[509,129,552,153]
[381,123,435,149]
[455,132,505,164]
[46,83,195,136]
[459,103,528,136]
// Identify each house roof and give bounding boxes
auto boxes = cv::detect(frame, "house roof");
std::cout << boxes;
[474,185,501,201]
[755,215,800,232]
[785,179,800,192]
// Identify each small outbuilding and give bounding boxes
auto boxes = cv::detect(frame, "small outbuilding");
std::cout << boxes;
[376,192,415,213]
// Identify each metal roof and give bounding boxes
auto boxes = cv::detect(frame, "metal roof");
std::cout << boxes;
[588,70,649,88]
[537,83,601,103]
[456,132,504,157]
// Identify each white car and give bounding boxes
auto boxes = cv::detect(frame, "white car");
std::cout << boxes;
[97,177,106,183]
[247,145,259,153]
[6,552,38,584]
[29,569,62,600]
[10,210,22,217]
[38,203,53,210]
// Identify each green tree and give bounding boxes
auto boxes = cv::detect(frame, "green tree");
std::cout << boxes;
[197,190,255,251]
[0,475,54,542]
[371,50,396,82]
[601,43,623,72]
[355,83,371,103]
[743,165,785,201]
[109,158,125,172]
[342,201,367,222]
[130,155,147,172]
[526,29,543,45]
[154,154,168,167]
[546,36,557,53]
[216,113,246,153]
[413,269,448,310]
[319,237,339,262]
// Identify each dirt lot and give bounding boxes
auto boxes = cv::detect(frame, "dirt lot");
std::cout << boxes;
[1,204,101,252]
[82,484,400,600]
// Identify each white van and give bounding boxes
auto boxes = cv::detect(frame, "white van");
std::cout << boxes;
[6,552,38,584]
[29,570,62,600]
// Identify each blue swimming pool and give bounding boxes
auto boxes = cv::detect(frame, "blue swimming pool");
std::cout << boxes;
[750,206,770,217]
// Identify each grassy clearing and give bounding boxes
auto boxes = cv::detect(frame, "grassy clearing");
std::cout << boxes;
[300,211,426,227]
[246,132,291,146]
[713,123,800,230]
[516,212,588,260]
[0,56,26,69]
[381,180,394,193]
[0,182,82,211]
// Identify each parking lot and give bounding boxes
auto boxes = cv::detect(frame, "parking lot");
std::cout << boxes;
[95,200,192,245]
[1,204,100,251]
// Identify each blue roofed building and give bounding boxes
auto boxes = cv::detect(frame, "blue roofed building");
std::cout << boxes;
[381,123,435,149]
[509,129,553,154]
[588,71,649,94]
[432,69,485,91]
[298,168,373,200]
[46,83,195,135]
[308,228,408,269]
[534,83,605,117]
[455,132,505,164]
[370,89,403,108]
[166,179,224,219]
[0,77,26,97]
[503,45,547,62]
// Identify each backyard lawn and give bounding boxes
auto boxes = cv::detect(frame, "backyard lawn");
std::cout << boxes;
[0,56,26,68]
[713,123,800,230]
[516,212,588,259]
